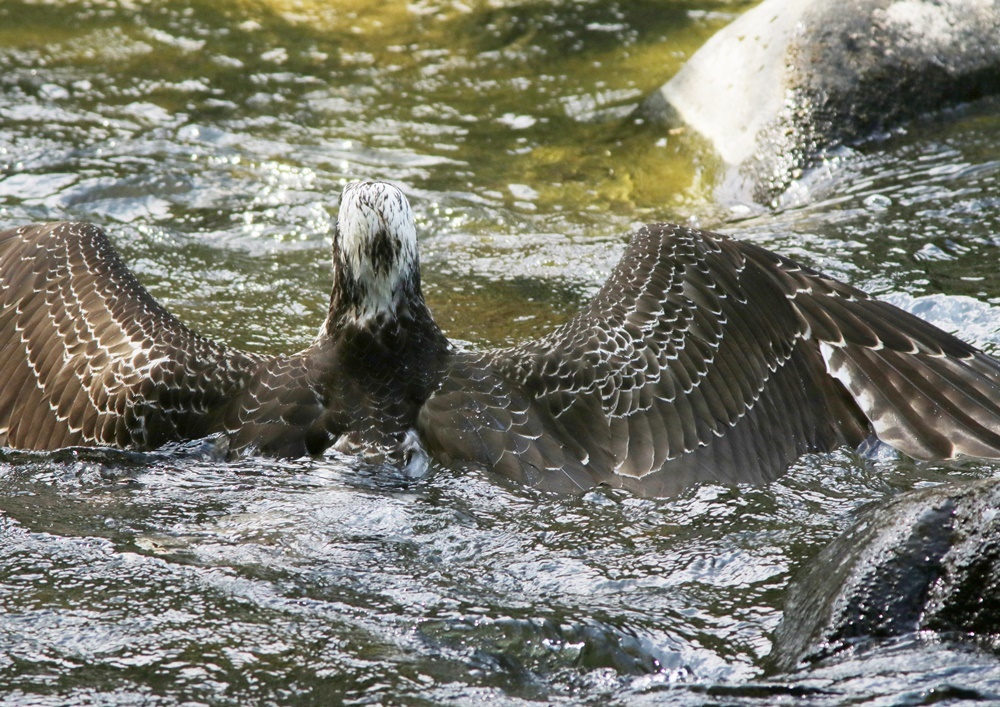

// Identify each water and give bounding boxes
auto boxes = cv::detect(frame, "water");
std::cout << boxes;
[1,1,1000,704]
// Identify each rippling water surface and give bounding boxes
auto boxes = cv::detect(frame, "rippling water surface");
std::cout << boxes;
[2,1,1000,704]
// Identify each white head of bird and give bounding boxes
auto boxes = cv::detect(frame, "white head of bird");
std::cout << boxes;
[331,180,420,324]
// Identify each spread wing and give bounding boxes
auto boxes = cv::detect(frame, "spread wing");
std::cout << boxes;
[750,241,1000,461]
[0,222,266,450]
[419,224,1000,497]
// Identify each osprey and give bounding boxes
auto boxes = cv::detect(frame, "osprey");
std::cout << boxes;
[2,180,1000,496]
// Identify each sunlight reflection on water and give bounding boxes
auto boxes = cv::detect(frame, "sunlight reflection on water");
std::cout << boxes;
[1,0,1000,703]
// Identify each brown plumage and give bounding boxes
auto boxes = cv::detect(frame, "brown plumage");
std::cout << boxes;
[1,180,999,496]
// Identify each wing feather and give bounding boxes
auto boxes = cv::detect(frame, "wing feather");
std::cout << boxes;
[739,240,1000,463]
[420,223,1000,496]
[0,222,265,451]
[420,224,858,495]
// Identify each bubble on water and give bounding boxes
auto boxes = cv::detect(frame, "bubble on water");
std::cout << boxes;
[498,113,537,130]
[863,193,892,209]
[39,83,70,100]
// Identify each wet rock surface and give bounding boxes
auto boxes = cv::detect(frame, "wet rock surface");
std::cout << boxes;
[642,0,1000,205]
[772,478,1000,672]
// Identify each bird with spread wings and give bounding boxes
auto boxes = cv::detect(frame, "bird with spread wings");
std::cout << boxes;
[2,180,999,496]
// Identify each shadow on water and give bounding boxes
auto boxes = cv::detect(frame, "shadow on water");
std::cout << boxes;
[1,0,1000,703]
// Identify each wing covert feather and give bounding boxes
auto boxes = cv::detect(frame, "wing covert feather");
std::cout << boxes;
[421,224,1000,496]
[0,222,265,450]
[420,224,869,495]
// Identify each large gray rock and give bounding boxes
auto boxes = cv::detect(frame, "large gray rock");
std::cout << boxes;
[771,478,1000,672]
[642,0,1000,206]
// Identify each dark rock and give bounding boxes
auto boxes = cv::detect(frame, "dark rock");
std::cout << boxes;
[771,478,1000,672]
[641,0,1000,206]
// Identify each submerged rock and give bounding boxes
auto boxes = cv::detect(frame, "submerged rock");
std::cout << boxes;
[641,0,1000,206]
[771,478,1000,672]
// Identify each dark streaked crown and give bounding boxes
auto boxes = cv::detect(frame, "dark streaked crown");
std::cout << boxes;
[327,180,421,328]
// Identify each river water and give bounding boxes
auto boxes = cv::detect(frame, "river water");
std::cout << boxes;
[2,1,1000,704]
